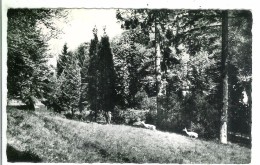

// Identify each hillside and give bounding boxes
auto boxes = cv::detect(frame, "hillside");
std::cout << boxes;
[6,107,251,163]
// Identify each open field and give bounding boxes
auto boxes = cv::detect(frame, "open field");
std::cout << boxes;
[6,107,251,163]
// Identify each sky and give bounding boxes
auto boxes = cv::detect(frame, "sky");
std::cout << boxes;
[47,9,124,66]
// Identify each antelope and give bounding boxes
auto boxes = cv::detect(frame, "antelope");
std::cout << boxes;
[141,121,156,130]
[183,127,198,138]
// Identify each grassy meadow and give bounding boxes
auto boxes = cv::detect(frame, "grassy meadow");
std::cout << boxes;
[6,107,251,163]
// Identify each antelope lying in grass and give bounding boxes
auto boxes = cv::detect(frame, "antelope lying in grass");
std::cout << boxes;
[141,121,156,130]
[183,128,198,138]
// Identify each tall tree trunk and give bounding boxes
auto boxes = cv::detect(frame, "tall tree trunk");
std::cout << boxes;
[245,81,252,139]
[79,92,84,113]
[155,18,163,122]
[220,10,229,144]
[95,84,98,122]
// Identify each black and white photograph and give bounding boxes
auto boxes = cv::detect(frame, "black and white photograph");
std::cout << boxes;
[2,1,257,164]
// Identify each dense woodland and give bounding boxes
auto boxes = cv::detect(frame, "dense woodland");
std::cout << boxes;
[7,9,252,144]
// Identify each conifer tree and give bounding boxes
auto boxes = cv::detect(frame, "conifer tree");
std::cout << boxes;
[98,30,117,116]
[55,52,81,116]
[75,43,90,112]
[57,43,69,77]
[87,27,100,121]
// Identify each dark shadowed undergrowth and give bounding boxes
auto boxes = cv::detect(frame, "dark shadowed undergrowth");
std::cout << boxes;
[6,107,251,163]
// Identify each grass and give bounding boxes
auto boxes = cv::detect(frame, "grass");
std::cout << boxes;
[6,106,251,163]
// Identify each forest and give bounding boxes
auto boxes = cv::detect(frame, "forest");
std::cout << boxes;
[7,9,252,146]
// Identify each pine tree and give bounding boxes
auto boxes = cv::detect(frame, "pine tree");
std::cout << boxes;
[75,43,90,112]
[86,27,100,121]
[98,30,117,117]
[57,43,69,77]
[55,52,81,115]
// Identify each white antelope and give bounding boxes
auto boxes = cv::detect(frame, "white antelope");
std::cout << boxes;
[141,121,156,130]
[183,128,198,138]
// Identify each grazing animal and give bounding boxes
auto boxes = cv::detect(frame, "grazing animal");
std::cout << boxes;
[183,128,198,138]
[141,121,156,130]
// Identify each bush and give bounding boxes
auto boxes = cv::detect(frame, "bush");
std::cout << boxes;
[154,94,184,132]
[63,109,95,123]
[181,93,220,138]
[112,106,126,124]
[147,92,220,138]
[125,109,148,125]
[135,92,156,110]
[21,96,36,110]
[112,106,149,125]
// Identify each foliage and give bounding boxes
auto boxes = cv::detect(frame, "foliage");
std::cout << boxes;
[151,94,183,132]
[7,9,66,108]
[54,48,81,115]
[85,28,100,120]
[111,30,155,107]
[227,11,252,136]
[74,42,90,112]
[56,43,69,77]
[113,108,149,125]
[84,28,117,121]
[98,32,117,113]
[111,106,126,124]
[116,9,177,117]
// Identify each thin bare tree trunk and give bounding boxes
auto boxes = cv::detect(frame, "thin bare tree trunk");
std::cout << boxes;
[220,10,229,144]
[155,18,163,119]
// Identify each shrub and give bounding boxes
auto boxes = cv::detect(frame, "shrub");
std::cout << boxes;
[63,109,95,123]
[113,106,149,125]
[153,94,184,132]
[112,106,126,124]
[181,93,220,138]
[134,91,157,110]
[145,111,157,125]
[147,92,220,137]
[124,109,148,125]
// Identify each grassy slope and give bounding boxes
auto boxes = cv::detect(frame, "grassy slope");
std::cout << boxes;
[6,107,251,163]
